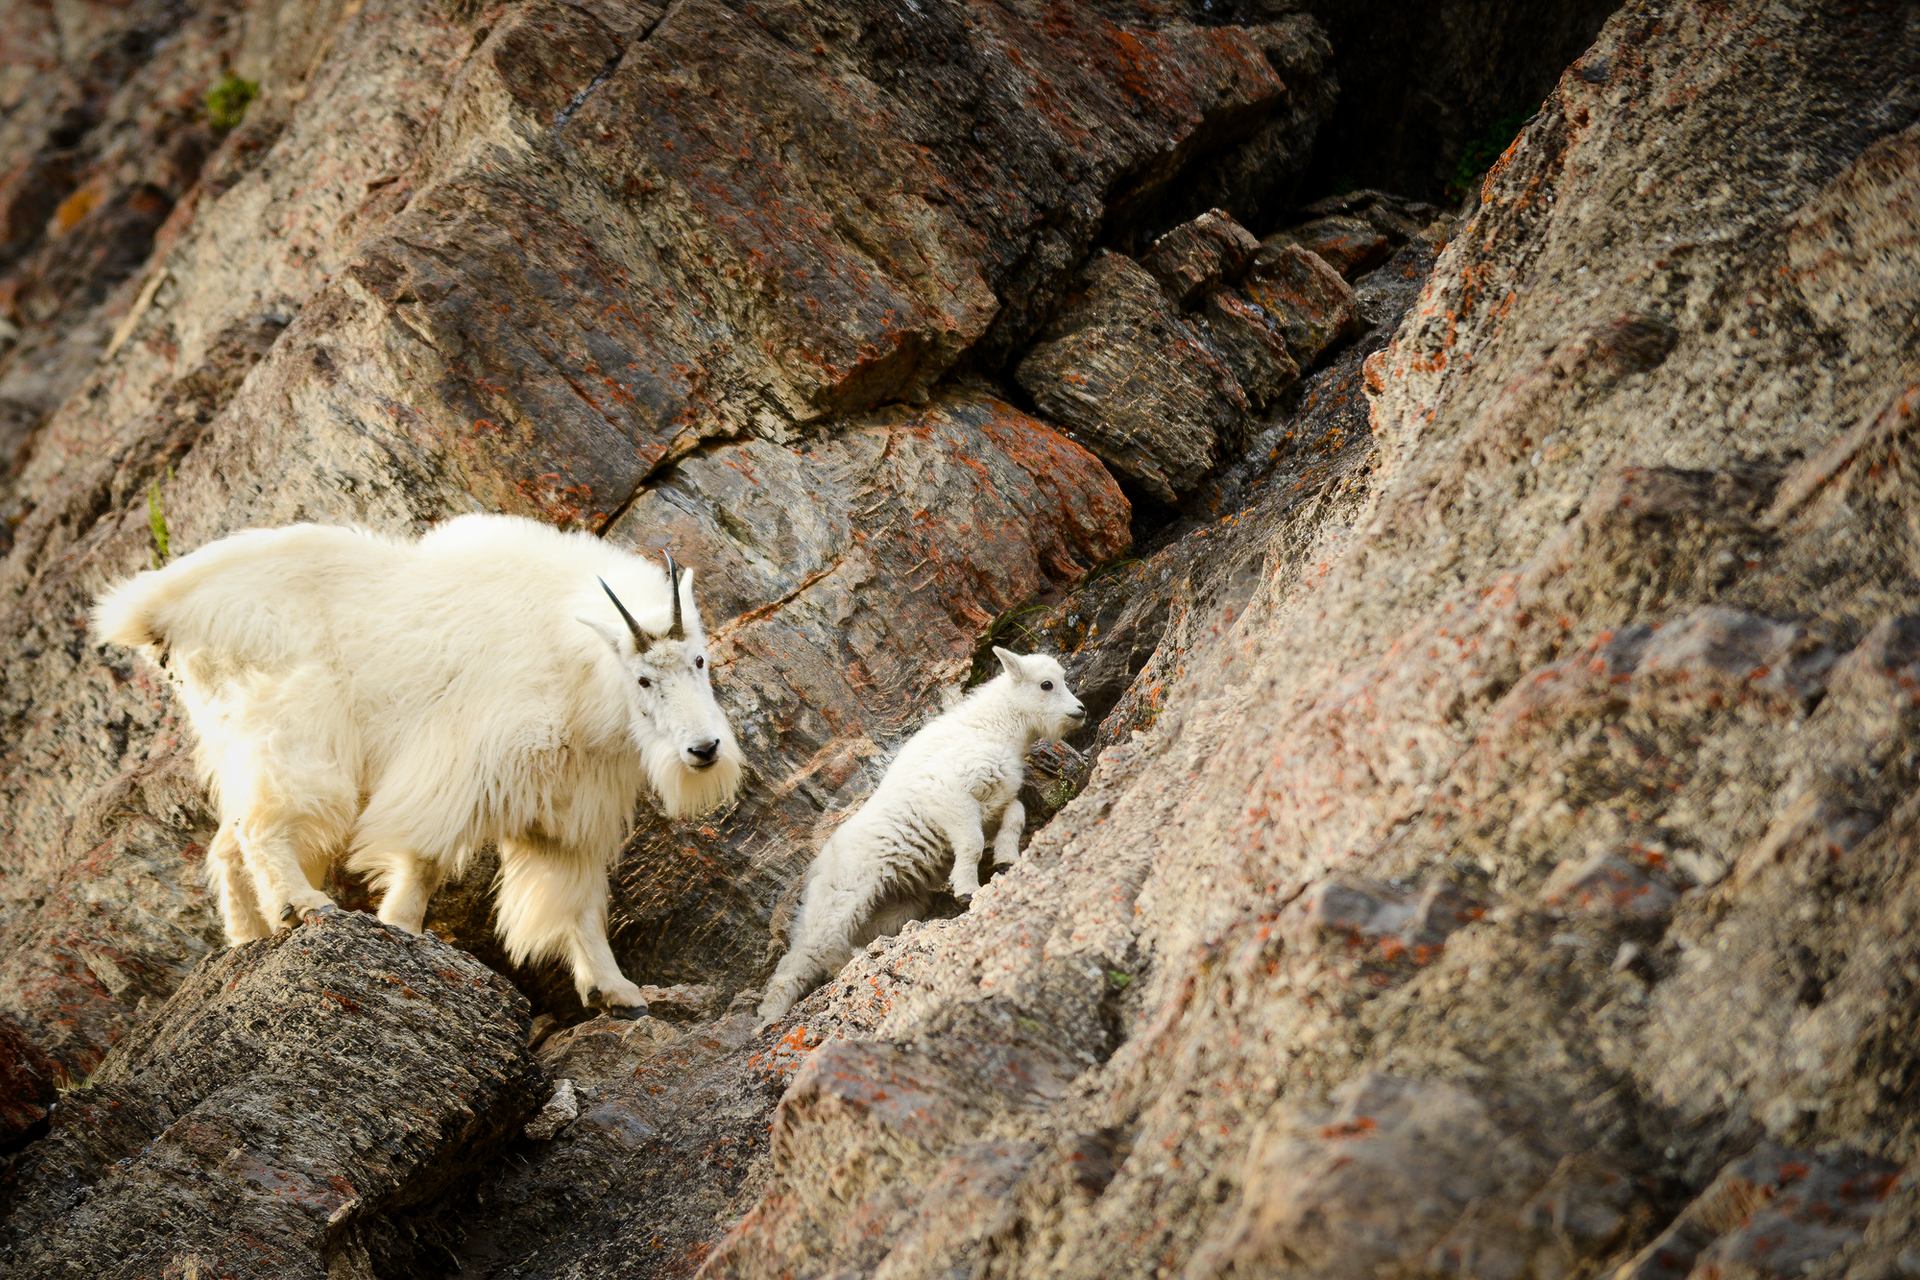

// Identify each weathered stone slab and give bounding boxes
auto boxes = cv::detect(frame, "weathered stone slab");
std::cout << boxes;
[1139,209,1262,306]
[1243,242,1363,367]
[1016,251,1248,504]
[0,912,538,1279]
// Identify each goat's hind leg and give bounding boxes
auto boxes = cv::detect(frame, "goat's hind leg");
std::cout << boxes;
[238,811,340,927]
[207,818,271,945]
[224,694,351,928]
[756,863,888,1027]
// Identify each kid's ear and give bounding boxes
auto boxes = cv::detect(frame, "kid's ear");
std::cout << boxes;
[993,646,1028,681]
[578,616,627,656]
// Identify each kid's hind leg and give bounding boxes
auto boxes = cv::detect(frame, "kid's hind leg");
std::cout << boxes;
[207,819,271,945]
[496,837,647,1018]
[756,870,886,1027]
[990,800,1025,868]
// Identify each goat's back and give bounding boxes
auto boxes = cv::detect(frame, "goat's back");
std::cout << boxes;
[93,523,404,668]
[96,514,674,747]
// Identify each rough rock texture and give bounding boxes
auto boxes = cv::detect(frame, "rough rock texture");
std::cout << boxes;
[1017,250,1254,504]
[460,1012,782,1278]
[1263,189,1442,278]
[1000,228,1442,757]
[0,912,537,1278]
[0,0,1334,1065]
[0,1012,60,1150]
[3,0,1918,1278]
[1015,208,1367,506]
[713,3,1920,1277]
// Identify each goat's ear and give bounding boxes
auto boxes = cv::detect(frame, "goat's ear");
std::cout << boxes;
[677,566,702,631]
[992,646,1028,682]
[578,616,628,657]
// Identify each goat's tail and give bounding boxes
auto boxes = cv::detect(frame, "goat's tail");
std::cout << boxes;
[92,564,177,651]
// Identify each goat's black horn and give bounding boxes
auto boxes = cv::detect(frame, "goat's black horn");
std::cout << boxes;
[598,577,651,650]
[663,550,686,640]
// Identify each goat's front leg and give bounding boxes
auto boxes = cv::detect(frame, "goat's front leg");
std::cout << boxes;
[991,799,1026,868]
[373,851,445,935]
[938,798,987,902]
[497,837,648,1019]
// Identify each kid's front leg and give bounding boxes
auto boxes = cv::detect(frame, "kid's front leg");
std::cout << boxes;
[941,801,987,901]
[991,799,1026,867]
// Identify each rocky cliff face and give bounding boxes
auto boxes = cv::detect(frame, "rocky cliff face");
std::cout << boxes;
[3,1,1918,1277]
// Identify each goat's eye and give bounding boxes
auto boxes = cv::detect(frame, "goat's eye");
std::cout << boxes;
[637,676,652,689]
[694,655,705,669]
[1041,680,1054,691]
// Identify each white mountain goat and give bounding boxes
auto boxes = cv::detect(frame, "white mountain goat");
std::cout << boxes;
[92,513,744,1017]
[757,647,1086,1024]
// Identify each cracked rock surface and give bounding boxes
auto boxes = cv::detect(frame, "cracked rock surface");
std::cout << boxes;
[2,0,1918,1277]
[0,912,537,1278]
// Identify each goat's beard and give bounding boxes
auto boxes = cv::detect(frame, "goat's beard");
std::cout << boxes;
[643,733,745,820]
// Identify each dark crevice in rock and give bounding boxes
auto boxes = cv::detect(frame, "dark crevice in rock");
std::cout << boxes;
[1291,0,1626,203]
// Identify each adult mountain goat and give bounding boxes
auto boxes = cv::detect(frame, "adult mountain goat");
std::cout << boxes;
[93,513,744,1016]
[758,647,1086,1024]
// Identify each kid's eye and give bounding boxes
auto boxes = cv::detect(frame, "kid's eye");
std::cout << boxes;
[695,655,705,669]
[638,677,652,689]
[1041,680,1054,691]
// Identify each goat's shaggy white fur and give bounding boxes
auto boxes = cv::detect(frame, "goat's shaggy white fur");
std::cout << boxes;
[93,513,743,1014]
[757,648,1085,1024]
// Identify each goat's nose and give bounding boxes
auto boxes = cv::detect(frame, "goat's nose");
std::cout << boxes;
[688,739,721,764]
[1069,704,1087,720]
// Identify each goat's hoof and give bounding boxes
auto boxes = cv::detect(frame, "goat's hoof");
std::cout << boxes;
[280,901,339,927]
[585,987,649,1021]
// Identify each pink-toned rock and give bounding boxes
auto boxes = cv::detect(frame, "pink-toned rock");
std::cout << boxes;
[1615,1144,1907,1280]
[1540,852,1677,920]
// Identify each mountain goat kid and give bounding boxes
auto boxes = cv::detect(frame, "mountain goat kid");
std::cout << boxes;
[757,647,1086,1025]
[93,513,743,1017]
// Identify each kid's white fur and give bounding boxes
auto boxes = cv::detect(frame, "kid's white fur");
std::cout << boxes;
[757,647,1085,1025]
[93,513,743,1014]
